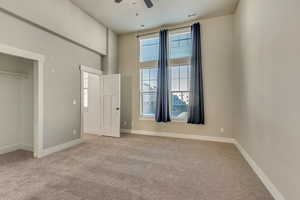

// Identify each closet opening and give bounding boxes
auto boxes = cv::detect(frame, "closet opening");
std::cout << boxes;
[0,44,44,158]
[0,52,34,157]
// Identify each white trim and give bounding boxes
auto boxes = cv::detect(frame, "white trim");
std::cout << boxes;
[0,44,45,62]
[80,65,102,138]
[0,144,20,155]
[41,139,82,157]
[0,43,44,158]
[121,129,235,143]
[0,144,33,155]
[0,139,81,158]
[80,65,102,75]
[19,144,34,152]
[234,142,285,200]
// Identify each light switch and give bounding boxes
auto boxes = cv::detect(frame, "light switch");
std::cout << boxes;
[73,99,76,105]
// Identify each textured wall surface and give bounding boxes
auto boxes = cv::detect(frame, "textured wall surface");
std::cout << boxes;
[234,0,300,199]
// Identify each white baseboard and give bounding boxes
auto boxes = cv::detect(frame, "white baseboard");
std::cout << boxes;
[0,144,20,155]
[41,138,82,157]
[0,144,34,155]
[121,128,285,200]
[234,142,285,200]
[121,129,235,143]
[19,144,33,152]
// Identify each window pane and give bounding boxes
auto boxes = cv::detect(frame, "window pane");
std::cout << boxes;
[142,81,150,92]
[186,66,191,91]
[83,89,88,108]
[172,92,187,120]
[141,67,157,92]
[180,78,189,91]
[171,66,180,79]
[187,79,190,91]
[149,80,157,91]
[171,92,189,120]
[142,68,150,81]
[140,67,158,117]
[171,79,179,91]
[142,92,156,116]
[149,68,158,80]
[169,32,192,59]
[140,37,159,62]
[180,65,189,78]
[182,92,190,105]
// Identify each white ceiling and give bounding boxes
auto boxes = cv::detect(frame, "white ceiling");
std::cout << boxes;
[71,0,239,34]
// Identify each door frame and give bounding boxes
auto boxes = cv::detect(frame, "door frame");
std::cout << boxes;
[79,65,102,138]
[0,43,45,158]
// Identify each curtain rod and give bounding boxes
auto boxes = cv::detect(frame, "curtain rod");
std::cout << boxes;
[136,25,191,38]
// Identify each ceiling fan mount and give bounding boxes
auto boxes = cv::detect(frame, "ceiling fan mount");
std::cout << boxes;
[115,0,154,8]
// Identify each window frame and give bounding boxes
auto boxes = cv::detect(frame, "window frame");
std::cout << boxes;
[138,29,192,121]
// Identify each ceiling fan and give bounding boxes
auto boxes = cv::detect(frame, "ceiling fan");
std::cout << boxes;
[115,0,154,8]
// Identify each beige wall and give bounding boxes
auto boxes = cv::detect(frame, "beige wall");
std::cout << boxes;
[0,0,107,55]
[0,10,101,149]
[234,0,300,199]
[118,15,235,138]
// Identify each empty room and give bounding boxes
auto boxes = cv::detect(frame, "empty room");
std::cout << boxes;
[0,0,298,200]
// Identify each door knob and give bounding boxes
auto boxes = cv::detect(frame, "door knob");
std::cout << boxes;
[116,107,120,111]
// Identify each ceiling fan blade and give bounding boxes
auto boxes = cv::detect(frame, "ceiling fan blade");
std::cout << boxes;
[144,0,153,8]
[115,0,122,3]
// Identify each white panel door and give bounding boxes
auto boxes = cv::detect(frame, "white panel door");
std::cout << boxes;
[99,74,120,137]
[84,73,100,135]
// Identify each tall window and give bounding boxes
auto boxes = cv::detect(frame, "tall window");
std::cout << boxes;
[140,68,158,116]
[139,35,159,117]
[139,30,192,120]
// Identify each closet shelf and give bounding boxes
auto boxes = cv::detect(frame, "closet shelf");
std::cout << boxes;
[0,70,28,79]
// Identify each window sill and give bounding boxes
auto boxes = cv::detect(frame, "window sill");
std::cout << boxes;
[139,117,187,123]
[139,116,154,121]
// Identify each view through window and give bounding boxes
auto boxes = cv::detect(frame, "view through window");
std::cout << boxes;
[139,30,192,120]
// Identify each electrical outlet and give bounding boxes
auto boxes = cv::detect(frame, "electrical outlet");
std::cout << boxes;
[123,121,127,125]
[220,128,224,133]
[73,129,77,135]
[73,99,77,105]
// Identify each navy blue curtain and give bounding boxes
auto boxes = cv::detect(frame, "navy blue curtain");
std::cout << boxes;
[155,30,171,122]
[187,23,205,124]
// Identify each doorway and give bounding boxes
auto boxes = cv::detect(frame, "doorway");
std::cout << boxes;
[80,65,121,138]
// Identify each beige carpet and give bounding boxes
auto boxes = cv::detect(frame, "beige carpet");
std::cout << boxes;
[0,134,274,200]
